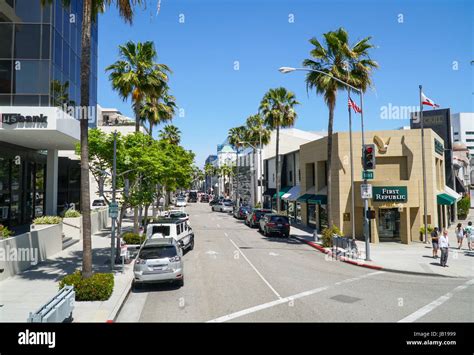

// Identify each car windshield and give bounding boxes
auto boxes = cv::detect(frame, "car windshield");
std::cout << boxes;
[170,213,185,218]
[224,202,233,206]
[92,200,105,206]
[139,246,177,259]
[270,216,289,224]
[151,225,170,236]
[256,210,272,217]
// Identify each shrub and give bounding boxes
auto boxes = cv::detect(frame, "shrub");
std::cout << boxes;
[321,225,343,248]
[0,224,13,239]
[419,225,434,235]
[59,270,114,301]
[33,216,63,224]
[457,195,470,219]
[64,210,81,218]
[122,232,146,245]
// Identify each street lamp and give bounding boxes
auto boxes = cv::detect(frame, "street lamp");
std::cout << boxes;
[279,66,371,261]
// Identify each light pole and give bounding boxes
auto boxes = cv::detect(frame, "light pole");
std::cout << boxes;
[279,66,371,260]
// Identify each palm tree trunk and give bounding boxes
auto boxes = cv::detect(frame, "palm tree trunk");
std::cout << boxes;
[275,126,280,213]
[326,103,335,227]
[149,121,153,138]
[133,104,141,233]
[80,0,93,279]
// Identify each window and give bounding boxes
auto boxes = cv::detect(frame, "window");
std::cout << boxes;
[13,60,49,94]
[139,246,177,259]
[0,24,13,59]
[41,25,51,60]
[0,60,13,93]
[53,30,62,67]
[14,24,41,59]
[15,0,42,23]
[151,225,170,236]
[289,170,293,183]
[466,139,474,142]
[466,132,474,135]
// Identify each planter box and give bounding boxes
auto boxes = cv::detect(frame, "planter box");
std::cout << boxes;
[30,223,62,231]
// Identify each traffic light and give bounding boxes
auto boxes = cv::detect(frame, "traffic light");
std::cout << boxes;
[362,144,376,170]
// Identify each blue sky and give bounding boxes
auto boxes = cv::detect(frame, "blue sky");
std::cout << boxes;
[97,0,473,167]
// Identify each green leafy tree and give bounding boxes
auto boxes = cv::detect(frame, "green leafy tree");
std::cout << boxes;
[303,27,378,225]
[259,87,299,213]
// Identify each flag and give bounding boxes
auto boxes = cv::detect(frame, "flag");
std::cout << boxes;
[348,98,362,113]
[421,92,439,108]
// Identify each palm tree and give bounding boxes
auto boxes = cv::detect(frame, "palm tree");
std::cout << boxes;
[204,163,215,193]
[106,41,171,133]
[303,27,378,226]
[51,80,75,107]
[41,0,144,279]
[259,87,299,213]
[140,89,177,137]
[159,125,181,145]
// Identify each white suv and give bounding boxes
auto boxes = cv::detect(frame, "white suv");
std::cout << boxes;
[146,218,194,251]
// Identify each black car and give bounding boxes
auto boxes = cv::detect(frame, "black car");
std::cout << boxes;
[245,208,273,228]
[200,194,210,203]
[209,198,220,206]
[259,214,290,238]
[233,205,251,219]
[188,191,198,203]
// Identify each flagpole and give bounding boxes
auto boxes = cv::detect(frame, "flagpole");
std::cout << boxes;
[420,85,429,244]
[348,90,356,240]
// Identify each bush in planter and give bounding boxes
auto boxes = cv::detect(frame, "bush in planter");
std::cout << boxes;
[0,224,13,239]
[64,210,82,218]
[59,270,114,301]
[122,232,146,245]
[321,225,343,248]
[457,195,470,219]
[33,216,63,224]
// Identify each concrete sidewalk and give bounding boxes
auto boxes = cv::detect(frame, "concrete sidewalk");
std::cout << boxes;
[290,222,473,278]
[0,222,134,322]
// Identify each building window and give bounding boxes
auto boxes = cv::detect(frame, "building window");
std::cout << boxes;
[466,132,474,135]
[14,24,42,59]
[289,170,293,183]
[466,139,474,142]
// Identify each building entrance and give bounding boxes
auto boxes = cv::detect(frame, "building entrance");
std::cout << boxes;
[377,208,401,240]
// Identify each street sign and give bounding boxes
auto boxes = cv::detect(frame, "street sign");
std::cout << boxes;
[109,202,119,218]
[361,184,373,199]
[362,170,374,180]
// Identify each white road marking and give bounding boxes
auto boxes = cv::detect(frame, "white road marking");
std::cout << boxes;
[229,238,282,299]
[216,224,220,228]
[205,250,218,259]
[268,252,279,256]
[398,278,474,323]
[224,233,228,237]
[207,270,385,323]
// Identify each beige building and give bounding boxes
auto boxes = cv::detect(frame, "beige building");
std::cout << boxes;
[298,129,460,244]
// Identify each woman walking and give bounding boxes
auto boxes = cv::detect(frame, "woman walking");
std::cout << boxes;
[431,227,439,258]
[439,229,450,267]
[455,223,464,249]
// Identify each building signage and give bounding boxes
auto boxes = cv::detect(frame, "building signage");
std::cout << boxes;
[373,186,407,202]
[1,113,48,125]
[362,170,374,180]
[434,139,444,155]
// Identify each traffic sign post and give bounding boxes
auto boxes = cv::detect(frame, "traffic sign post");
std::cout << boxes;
[362,170,374,180]
[109,202,119,218]
[361,184,373,199]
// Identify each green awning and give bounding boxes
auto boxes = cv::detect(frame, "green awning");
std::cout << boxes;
[273,186,292,199]
[437,193,456,205]
[297,194,327,205]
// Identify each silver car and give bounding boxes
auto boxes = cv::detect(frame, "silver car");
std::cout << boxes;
[133,238,184,287]
[212,201,233,213]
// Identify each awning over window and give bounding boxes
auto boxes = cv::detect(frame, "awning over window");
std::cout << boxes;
[281,185,301,201]
[455,176,467,194]
[263,188,276,196]
[437,185,461,205]
[273,186,292,199]
[297,186,327,205]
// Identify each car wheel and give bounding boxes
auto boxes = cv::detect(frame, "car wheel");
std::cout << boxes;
[284,233,290,238]
[177,278,184,287]
[264,228,268,237]
[132,280,141,291]
[189,237,194,250]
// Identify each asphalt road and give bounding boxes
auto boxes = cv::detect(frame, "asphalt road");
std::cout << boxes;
[117,203,474,323]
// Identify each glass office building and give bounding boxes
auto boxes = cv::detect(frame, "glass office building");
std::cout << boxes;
[0,0,97,229]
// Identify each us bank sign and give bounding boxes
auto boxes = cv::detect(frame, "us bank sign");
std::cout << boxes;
[0,113,48,128]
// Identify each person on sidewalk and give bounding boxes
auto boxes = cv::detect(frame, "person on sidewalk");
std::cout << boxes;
[455,223,465,249]
[431,227,439,258]
[465,221,473,251]
[439,229,449,267]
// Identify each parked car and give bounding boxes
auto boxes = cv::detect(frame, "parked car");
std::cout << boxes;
[209,197,220,206]
[166,210,189,221]
[259,214,290,238]
[245,208,273,228]
[212,201,233,213]
[200,194,210,203]
[234,205,251,219]
[188,190,198,203]
[146,218,194,251]
[133,238,184,287]
[175,197,187,207]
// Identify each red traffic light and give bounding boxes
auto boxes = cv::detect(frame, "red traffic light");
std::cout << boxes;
[365,146,373,154]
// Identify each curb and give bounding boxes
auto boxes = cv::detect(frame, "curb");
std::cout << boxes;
[106,272,133,323]
[292,236,458,278]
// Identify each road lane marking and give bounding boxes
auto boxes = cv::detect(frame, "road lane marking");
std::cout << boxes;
[268,252,279,256]
[224,233,228,237]
[229,238,282,299]
[398,278,474,323]
[207,270,385,323]
[216,224,220,228]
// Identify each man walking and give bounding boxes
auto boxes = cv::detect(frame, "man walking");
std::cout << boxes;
[439,229,450,267]
[465,221,473,251]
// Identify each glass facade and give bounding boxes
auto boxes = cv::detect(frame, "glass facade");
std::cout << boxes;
[0,0,98,126]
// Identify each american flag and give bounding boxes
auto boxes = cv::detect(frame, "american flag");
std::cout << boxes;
[348,98,362,114]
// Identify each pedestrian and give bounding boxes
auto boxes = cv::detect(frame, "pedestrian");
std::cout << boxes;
[465,221,473,251]
[431,227,439,258]
[439,229,449,267]
[455,223,464,249]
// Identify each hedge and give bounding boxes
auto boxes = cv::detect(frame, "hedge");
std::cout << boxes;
[33,216,63,224]
[0,224,13,239]
[122,232,146,245]
[59,270,114,301]
[64,210,82,218]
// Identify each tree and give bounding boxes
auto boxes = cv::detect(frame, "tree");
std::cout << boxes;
[204,162,215,192]
[303,27,378,225]
[41,0,145,279]
[106,41,171,133]
[259,87,299,213]
[228,125,248,204]
[140,88,177,137]
[218,163,234,197]
[159,124,181,145]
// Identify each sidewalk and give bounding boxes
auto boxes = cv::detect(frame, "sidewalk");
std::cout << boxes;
[290,221,474,278]
[0,221,134,323]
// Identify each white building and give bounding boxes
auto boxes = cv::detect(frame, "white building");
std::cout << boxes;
[216,142,237,197]
[452,112,474,185]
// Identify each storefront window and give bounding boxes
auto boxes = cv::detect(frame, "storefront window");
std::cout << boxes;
[35,164,45,217]
[296,203,302,223]
[378,208,400,239]
[319,204,328,230]
[308,204,317,227]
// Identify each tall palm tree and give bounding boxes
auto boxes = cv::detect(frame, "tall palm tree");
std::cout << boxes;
[41,0,144,279]
[159,124,181,145]
[259,87,299,213]
[106,41,171,133]
[303,27,378,226]
[140,89,177,137]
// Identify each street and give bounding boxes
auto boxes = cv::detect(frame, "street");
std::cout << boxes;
[117,202,474,323]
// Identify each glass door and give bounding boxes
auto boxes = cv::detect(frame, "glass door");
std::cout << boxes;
[377,208,401,239]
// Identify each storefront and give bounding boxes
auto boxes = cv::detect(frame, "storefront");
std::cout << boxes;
[281,185,301,222]
[297,187,328,232]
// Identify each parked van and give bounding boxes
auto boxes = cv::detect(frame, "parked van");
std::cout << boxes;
[146,218,194,251]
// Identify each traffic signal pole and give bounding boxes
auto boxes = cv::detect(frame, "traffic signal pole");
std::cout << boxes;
[110,130,117,270]
[360,94,371,261]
